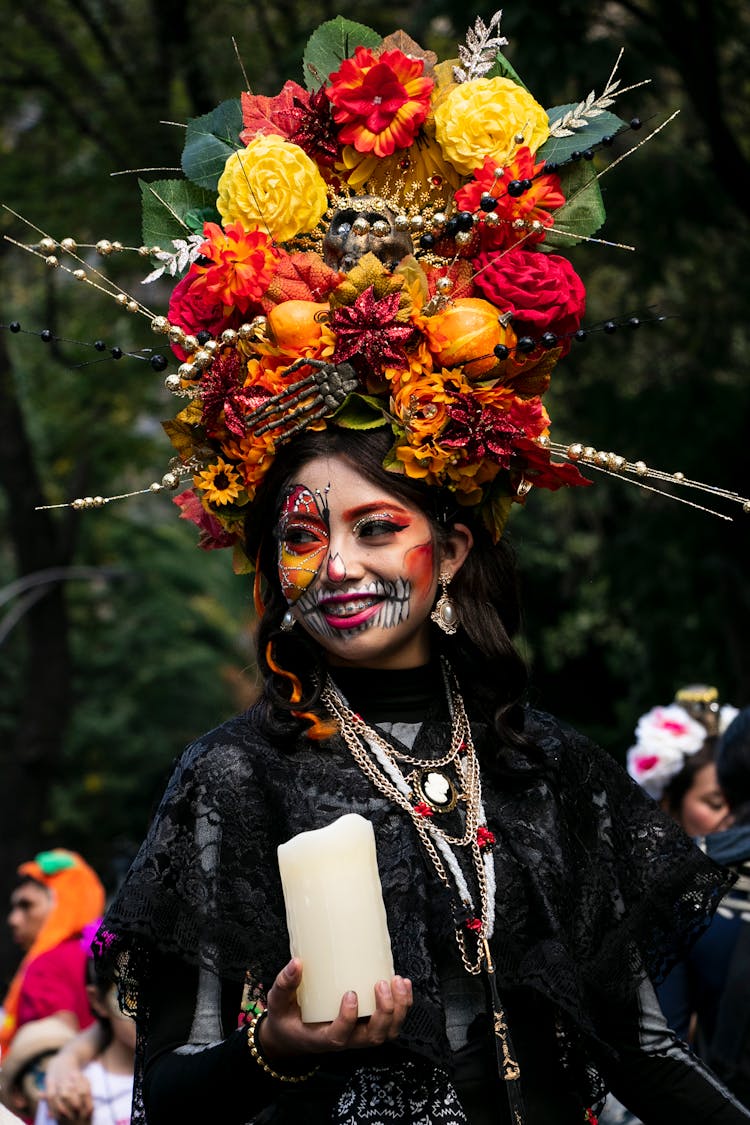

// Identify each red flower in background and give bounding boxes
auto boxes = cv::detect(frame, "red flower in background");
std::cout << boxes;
[167,274,242,360]
[473,247,585,353]
[327,47,433,157]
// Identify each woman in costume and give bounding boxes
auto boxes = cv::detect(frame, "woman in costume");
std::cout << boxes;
[17,11,750,1124]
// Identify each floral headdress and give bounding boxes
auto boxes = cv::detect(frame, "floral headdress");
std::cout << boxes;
[627,685,739,800]
[9,13,748,568]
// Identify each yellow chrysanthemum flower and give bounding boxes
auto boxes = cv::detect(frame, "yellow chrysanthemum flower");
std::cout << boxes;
[433,77,549,175]
[217,136,328,244]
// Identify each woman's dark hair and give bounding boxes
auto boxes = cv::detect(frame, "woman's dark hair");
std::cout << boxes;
[245,426,531,759]
[717,707,750,824]
[661,736,717,818]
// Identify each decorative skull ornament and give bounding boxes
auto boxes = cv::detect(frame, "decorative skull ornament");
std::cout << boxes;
[322,197,414,273]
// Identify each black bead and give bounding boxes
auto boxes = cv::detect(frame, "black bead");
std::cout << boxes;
[540,332,558,349]
[517,336,536,353]
[493,344,510,360]
[574,329,588,342]
[445,217,459,237]
[520,178,533,192]
[150,353,169,371]
[630,117,642,130]
[507,179,524,197]
[601,135,614,147]
[419,233,436,250]
[582,149,594,160]
[627,317,641,329]
[40,329,53,342]
[544,162,558,174]
[570,150,582,161]
[603,321,617,334]
[456,211,474,232]
[9,321,21,333]
[480,193,498,212]
[111,346,123,359]
[196,330,212,344]
[94,339,106,351]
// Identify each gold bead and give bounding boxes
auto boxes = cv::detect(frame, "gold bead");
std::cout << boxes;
[178,363,196,380]
[161,472,180,490]
[531,220,543,231]
[238,323,255,340]
[39,237,57,253]
[116,293,129,306]
[455,230,472,245]
[409,215,425,232]
[395,215,410,232]
[537,434,550,448]
[673,471,685,482]
[60,237,77,254]
[220,328,238,346]
[743,501,750,514]
[582,446,597,461]
[127,300,139,313]
[168,325,186,345]
[203,339,218,355]
[607,453,626,472]
[514,133,525,144]
[436,277,454,295]
[45,255,59,268]
[567,443,584,460]
[150,481,163,493]
[72,498,86,511]
[192,349,210,368]
[150,246,162,256]
[138,245,150,257]
[484,212,500,227]
[493,167,505,179]
[352,216,370,236]
[595,450,610,467]
[432,212,447,229]
[513,219,525,230]
[96,239,113,255]
[73,269,86,280]
[634,460,648,476]
[111,241,124,253]
[83,496,94,508]
[371,220,390,238]
[164,374,182,392]
[151,316,170,334]
[92,496,105,507]
[183,335,199,353]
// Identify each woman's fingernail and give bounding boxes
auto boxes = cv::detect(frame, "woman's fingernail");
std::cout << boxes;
[345,990,357,1004]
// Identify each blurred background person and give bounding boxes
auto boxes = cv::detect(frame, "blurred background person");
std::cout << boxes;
[0,1018,75,1122]
[1,851,105,1054]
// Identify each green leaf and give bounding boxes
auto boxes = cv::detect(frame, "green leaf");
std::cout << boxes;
[181,99,243,190]
[331,392,388,430]
[302,18,381,91]
[485,51,529,92]
[140,179,216,250]
[537,106,627,165]
[544,162,607,249]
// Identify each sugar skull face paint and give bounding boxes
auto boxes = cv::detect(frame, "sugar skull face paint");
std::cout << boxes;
[276,455,452,669]
[277,484,330,603]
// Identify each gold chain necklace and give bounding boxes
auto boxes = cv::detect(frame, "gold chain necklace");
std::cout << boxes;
[321,661,496,975]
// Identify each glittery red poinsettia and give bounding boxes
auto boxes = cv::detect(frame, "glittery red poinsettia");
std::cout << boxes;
[330,287,415,375]
[200,348,257,437]
[441,396,539,467]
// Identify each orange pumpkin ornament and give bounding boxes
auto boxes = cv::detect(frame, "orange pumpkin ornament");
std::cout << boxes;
[423,298,516,380]
[265,300,328,354]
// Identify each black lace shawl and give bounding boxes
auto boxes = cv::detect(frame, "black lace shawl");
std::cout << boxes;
[96,704,732,1099]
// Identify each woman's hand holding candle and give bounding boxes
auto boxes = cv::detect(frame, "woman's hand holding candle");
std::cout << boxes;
[257,958,413,1062]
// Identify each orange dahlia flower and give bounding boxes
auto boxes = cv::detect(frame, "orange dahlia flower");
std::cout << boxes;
[192,222,280,314]
[327,47,433,158]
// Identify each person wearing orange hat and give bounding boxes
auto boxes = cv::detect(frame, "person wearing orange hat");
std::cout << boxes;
[1,850,105,1054]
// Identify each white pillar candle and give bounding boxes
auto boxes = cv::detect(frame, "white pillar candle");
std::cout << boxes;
[277,813,395,1023]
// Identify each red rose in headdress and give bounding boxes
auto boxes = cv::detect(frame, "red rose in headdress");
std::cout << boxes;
[473,247,585,354]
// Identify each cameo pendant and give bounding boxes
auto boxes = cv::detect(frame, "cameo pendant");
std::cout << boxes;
[413,767,459,813]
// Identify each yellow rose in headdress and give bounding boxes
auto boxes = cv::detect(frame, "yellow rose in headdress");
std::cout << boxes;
[217,136,328,244]
[433,77,549,175]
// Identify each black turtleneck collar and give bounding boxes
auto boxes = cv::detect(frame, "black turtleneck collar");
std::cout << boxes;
[327,661,442,724]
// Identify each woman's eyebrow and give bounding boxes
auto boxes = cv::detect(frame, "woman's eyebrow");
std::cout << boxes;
[341,501,412,522]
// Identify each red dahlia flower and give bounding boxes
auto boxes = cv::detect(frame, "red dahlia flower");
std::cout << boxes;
[327,46,433,157]
[455,149,564,251]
